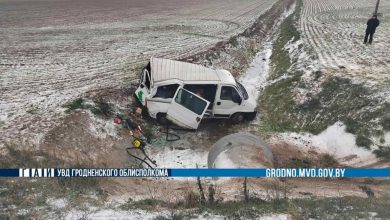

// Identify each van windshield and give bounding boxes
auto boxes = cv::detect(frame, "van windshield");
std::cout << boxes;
[236,81,249,100]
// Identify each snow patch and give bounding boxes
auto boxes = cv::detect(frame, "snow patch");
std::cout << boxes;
[64,208,169,220]
[0,113,7,122]
[279,122,377,166]
[284,37,323,104]
[88,112,118,139]
[259,214,290,220]
[282,2,296,19]
[47,198,68,209]
[239,44,272,99]
[59,205,289,220]
[214,150,237,168]
[61,208,279,220]
[32,133,45,147]
[17,209,29,215]
[153,148,207,168]
[384,132,390,146]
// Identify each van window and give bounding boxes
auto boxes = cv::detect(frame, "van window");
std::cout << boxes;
[153,84,179,98]
[220,86,240,101]
[236,81,249,100]
[183,84,217,108]
[175,89,207,115]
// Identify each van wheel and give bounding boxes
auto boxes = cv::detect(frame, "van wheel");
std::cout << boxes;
[230,113,245,124]
[244,112,257,121]
[157,113,169,125]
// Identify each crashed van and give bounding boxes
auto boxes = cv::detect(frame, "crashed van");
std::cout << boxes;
[135,57,257,129]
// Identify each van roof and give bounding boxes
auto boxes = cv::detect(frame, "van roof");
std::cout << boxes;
[150,57,235,84]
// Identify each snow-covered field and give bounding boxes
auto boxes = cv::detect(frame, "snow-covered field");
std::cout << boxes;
[2,0,390,218]
[274,0,390,165]
[0,0,277,147]
[53,205,289,220]
[300,0,390,81]
[0,0,386,167]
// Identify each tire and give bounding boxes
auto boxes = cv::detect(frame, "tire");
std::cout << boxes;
[244,111,257,121]
[230,113,245,124]
[156,113,169,125]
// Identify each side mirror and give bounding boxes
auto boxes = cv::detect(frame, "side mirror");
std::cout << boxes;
[232,95,242,105]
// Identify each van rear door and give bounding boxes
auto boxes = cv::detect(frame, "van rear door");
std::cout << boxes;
[135,67,151,106]
[166,88,210,130]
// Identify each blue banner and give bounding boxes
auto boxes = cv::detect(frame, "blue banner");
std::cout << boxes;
[0,169,19,177]
[0,168,389,178]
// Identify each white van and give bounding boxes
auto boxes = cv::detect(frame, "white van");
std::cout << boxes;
[135,57,257,129]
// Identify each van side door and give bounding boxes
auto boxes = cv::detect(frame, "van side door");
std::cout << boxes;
[213,85,242,118]
[166,88,210,130]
